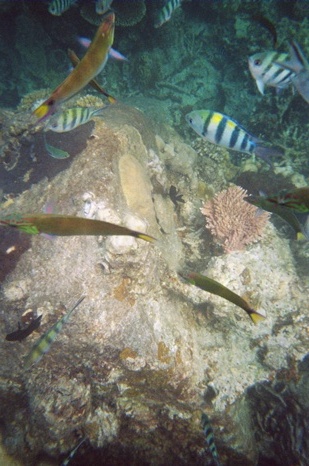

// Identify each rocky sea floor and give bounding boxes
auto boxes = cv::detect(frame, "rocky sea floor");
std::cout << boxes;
[0,1,309,465]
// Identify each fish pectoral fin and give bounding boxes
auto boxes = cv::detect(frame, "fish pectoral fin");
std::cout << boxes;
[256,79,265,95]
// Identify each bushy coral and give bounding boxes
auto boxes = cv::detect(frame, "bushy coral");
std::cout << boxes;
[200,185,270,253]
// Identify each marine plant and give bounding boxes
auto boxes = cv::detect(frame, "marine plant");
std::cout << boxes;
[200,185,270,253]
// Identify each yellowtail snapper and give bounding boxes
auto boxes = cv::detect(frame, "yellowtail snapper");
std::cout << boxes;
[276,41,309,104]
[0,213,156,243]
[180,271,266,323]
[6,315,42,342]
[48,0,76,16]
[201,413,220,466]
[185,109,283,165]
[248,51,295,95]
[46,106,108,133]
[24,296,85,369]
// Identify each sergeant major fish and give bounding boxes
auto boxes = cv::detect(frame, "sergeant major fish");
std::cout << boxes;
[46,106,107,133]
[154,0,184,28]
[276,41,309,104]
[24,296,85,369]
[48,0,77,16]
[248,51,295,94]
[186,109,282,165]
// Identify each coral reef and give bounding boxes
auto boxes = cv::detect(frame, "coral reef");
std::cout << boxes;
[200,185,270,253]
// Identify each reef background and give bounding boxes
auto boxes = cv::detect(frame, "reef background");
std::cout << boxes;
[0,1,309,465]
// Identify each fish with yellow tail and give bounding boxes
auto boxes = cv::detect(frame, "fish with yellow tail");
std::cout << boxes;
[24,296,85,369]
[180,271,266,323]
[0,213,156,243]
[186,109,283,165]
[245,188,309,240]
[33,12,115,121]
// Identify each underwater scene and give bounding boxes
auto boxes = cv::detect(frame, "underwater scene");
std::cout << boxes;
[0,0,309,465]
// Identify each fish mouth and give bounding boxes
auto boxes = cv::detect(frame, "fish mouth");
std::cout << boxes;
[102,12,115,33]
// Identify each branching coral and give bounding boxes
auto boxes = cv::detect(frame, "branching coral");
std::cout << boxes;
[200,185,270,253]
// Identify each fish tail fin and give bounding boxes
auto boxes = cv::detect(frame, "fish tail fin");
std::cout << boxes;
[107,95,117,104]
[279,41,309,73]
[254,144,283,166]
[33,97,56,121]
[136,233,157,243]
[248,308,266,324]
[93,106,109,117]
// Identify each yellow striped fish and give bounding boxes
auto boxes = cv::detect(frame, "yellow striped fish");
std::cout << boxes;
[186,109,282,165]
[46,106,107,133]
[24,296,85,369]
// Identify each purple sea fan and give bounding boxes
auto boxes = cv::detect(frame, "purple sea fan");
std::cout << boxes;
[200,185,270,253]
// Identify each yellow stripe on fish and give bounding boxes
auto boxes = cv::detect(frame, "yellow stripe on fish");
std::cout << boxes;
[24,296,85,369]
[186,109,283,164]
[33,12,115,121]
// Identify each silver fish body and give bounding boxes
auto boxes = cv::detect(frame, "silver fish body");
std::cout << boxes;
[276,41,309,104]
[248,51,295,94]
[154,0,182,28]
[46,106,106,133]
[185,109,282,164]
[48,0,76,16]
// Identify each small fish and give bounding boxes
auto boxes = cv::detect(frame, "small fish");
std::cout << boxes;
[77,37,128,62]
[248,51,295,94]
[169,185,185,207]
[44,138,70,159]
[24,296,85,369]
[67,49,117,103]
[201,413,221,466]
[245,191,309,240]
[6,315,42,342]
[265,187,309,213]
[48,0,76,16]
[33,12,115,121]
[154,0,183,28]
[186,110,282,165]
[180,271,266,323]
[95,0,113,15]
[46,106,107,133]
[61,437,87,466]
[0,213,156,243]
[252,14,278,48]
[276,41,309,104]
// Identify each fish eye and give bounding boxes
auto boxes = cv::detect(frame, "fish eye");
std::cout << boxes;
[254,59,262,66]
[189,118,193,124]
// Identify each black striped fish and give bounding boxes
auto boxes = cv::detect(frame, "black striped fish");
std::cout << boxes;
[201,413,220,466]
[248,51,295,94]
[185,109,282,164]
[154,0,183,28]
[48,0,76,16]
[46,106,107,133]
[276,41,309,104]
[24,296,85,369]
